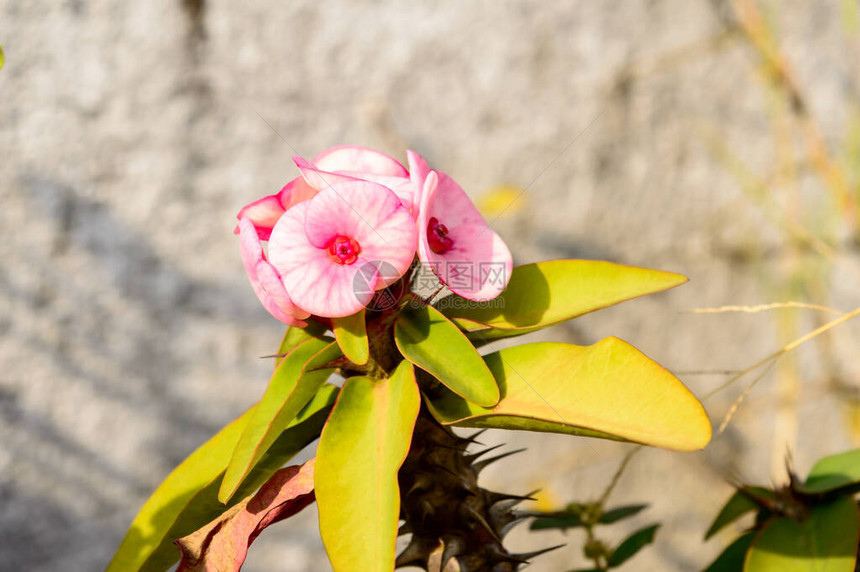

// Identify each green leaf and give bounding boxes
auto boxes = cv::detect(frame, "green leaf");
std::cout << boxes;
[530,504,647,531]
[332,309,369,365]
[425,339,712,451]
[706,488,771,540]
[107,385,337,572]
[315,361,421,572]
[0,45,4,70]
[704,532,755,572]
[745,497,860,572]
[803,448,860,495]
[607,523,660,567]
[395,303,499,407]
[439,260,687,341]
[601,504,649,524]
[274,322,327,369]
[219,337,341,502]
[530,513,587,531]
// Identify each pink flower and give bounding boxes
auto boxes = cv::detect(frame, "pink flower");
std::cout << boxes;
[237,218,310,326]
[235,145,411,240]
[235,145,508,322]
[268,180,418,318]
[416,170,512,301]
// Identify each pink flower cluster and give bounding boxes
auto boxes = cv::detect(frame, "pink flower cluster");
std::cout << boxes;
[236,146,512,325]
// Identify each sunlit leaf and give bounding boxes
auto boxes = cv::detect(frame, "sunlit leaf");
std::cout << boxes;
[704,532,755,572]
[219,337,341,502]
[439,260,687,341]
[745,498,859,572]
[426,339,711,451]
[176,460,316,572]
[315,362,420,572]
[274,321,327,369]
[607,523,659,567]
[802,448,860,495]
[706,488,771,540]
[107,386,337,572]
[0,45,4,70]
[395,303,499,407]
[332,309,369,365]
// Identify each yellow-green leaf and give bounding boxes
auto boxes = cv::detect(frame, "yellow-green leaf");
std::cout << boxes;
[219,337,341,502]
[803,448,860,495]
[395,304,499,407]
[332,309,369,365]
[315,362,420,572]
[107,385,337,572]
[274,321,327,369]
[439,260,687,341]
[745,497,859,572]
[425,339,711,451]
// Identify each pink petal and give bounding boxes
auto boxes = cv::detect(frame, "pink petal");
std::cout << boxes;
[268,202,381,317]
[346,172,416,215]
[235,178,317,241]
[302,181,417,287]
[238,218,309,325]
[406,150,431,211]
[276,176,318,210]
[293,156,415,215]
[294,156,360,191]
[235,195,285,241]
[311,145,408,177]
[417,171,512,301]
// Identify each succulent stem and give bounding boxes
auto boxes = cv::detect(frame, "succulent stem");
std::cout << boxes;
[396,406,553,571]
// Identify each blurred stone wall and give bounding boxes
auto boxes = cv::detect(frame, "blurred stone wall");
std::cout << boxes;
[2,1,859,570]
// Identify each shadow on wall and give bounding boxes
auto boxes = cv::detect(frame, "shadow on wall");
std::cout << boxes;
[0,173,277,570]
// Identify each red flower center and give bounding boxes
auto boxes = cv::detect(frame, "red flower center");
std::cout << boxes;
[427,217,454,254]
[327,235,361,265]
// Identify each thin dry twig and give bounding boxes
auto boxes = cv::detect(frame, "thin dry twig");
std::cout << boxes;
[698,122,845,267]
[686,301,845,316]
[706,306,860,399]
[675,369,743,376]
[732,0,859,233]
[718,359,778,435]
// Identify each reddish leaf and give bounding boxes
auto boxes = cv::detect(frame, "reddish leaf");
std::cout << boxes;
[175,459,316,572]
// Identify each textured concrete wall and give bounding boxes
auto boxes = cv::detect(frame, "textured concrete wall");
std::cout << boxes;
[2,1,860,570]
